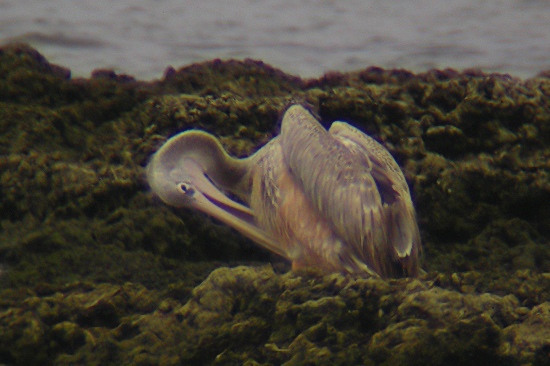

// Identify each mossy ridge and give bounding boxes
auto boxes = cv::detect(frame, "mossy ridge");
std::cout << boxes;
[156,58,305,98]
[0,44,549,365]
[2,267,547,365]
[1,44,549,287]
[0,44,150,159]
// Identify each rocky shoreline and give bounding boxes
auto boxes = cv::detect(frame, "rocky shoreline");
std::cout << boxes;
[0,44,548,365]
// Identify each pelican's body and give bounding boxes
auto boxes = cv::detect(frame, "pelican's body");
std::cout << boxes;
[146,105,421,277]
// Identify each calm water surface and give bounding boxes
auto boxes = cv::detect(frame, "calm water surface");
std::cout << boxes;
[1,0,549,79]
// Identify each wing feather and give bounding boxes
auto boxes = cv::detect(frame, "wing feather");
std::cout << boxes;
[280,106,390,275]
[280,105,420,277]
[329,121,421,276]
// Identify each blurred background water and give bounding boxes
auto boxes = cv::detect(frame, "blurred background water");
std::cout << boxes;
[1,0,549,80]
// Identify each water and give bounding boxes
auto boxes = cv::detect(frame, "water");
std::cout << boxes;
[1,0,549,80]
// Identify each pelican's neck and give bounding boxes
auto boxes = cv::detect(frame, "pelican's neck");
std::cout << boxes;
[176,131,253,201]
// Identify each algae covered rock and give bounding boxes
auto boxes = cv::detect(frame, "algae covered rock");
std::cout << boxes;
[0,44,549,365]
[1,267,546,365]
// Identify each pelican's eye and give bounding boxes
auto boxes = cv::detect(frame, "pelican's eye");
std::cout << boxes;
[178,182,195,196]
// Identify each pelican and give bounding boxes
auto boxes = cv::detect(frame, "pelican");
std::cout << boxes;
[146,105,421,277]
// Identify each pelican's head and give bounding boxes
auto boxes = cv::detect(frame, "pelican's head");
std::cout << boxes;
[147,153,206,208]
[146,130,255,222]
[146,130,283,255]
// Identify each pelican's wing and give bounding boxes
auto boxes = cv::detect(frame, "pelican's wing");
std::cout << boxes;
[280,106,389,275]
[329,121,421,276]
[280,105,420,277]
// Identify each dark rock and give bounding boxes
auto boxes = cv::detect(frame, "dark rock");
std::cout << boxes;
[0,44,548,365]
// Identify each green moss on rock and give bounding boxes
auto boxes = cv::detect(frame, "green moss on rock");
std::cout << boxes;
[2,267,546,365]
[0,44,549,365]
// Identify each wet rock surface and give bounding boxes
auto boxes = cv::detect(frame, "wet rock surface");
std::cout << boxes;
[0,44,549,365]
